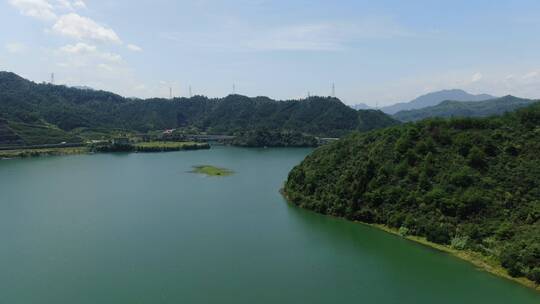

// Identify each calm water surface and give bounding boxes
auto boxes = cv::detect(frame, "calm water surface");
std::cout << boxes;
[0,146,538,304]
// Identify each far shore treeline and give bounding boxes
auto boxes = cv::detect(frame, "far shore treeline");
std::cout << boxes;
[0,71,399,148]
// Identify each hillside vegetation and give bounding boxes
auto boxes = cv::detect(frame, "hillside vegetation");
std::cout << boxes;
[0,119,23,146]
[231,130,318,147]
[394,96,534,122]
[0,72,399,145]
[358,109,400,131]
[285,102,540,284]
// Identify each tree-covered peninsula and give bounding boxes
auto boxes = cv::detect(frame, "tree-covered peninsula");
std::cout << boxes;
[285,102,540,286]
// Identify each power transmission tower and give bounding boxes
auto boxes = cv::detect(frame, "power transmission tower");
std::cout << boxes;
[189,86,192,98]
[169,87,173,99]
[233,84,236,94]
[332,83,336,97]
[50,73,55,84]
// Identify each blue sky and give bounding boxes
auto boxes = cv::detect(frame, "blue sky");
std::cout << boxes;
[1,0,540,106]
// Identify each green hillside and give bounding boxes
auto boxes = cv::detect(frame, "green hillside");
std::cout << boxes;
[285,102,540,284]
[0,119,23,147]
[358,109,400,131]
[0,72,399,141]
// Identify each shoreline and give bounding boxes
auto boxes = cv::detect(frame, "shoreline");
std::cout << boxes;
[280,189,540,292]
[0,144,311,160]
[0,143,211,160]
[0,146,90,159]
[365,223,540,292]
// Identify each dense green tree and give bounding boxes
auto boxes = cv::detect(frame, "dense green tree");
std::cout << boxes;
[231,129,319,147]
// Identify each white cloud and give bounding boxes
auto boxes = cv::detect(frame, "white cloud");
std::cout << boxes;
[127,44,142,52]
[5,42,27,54]
[52,13,121,43]
[9,0,87,21]
[58,43,123,63]
[59,42,96,53]
[471,72,483,82]
[56,0,86,10]
[72,0,85,9]
[9,0,57,21]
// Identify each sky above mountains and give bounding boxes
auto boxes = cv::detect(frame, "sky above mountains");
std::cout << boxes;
[1,0,540,106]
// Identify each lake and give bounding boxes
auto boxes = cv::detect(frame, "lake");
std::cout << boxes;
[0,146,538,304]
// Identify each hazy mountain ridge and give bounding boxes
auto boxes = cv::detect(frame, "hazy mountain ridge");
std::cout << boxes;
[393,95,535,122]
[380,89,497,114]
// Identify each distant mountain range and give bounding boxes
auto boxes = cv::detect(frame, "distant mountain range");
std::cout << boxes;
[393,95,535,122]
[0,71,399,146]
[348,89,497,114]
[378,89,497,114]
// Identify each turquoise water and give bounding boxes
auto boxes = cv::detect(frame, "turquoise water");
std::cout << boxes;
[0,146,538,303]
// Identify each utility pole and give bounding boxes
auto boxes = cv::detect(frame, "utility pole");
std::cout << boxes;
[332,83,336,97]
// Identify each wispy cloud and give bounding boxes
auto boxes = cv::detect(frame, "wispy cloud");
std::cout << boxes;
[127,44,142,52]
[56,0,86,10]
[471,72,483,83]
[247,24,346,51]
[160,17,413,52]
[59,42,96,53]
[58,42,123,65]
[9,0,57,21]
[8,0,87,21]
[5,42,27,54]
[522,71,539,80]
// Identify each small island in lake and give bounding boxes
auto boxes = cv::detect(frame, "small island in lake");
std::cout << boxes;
[190,165,234,176]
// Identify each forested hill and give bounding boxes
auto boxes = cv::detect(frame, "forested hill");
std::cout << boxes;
[358,109,400,131]
[393,95,535,122]
[285,102,540,284]
[0,72,398,138]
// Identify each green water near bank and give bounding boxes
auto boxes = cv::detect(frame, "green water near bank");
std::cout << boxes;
[0,146,538,303]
